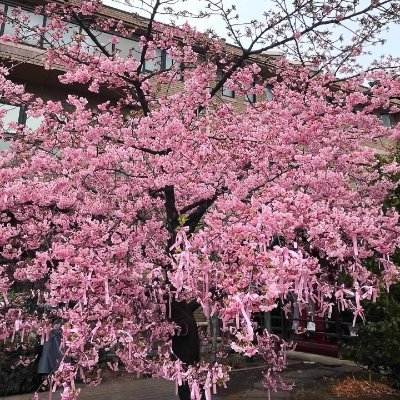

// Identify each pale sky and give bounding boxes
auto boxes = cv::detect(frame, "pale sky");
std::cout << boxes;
[103,0,400,67]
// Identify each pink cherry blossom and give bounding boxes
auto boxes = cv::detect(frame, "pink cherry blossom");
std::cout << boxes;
[0,1,400,399]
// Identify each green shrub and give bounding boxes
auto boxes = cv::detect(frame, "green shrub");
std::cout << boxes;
[345,145,400,388]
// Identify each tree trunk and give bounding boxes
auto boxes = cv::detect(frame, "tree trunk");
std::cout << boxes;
[170,300,201,400]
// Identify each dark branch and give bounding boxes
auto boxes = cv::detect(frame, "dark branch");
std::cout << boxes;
[164,185,179,248]
[184,192,223,234]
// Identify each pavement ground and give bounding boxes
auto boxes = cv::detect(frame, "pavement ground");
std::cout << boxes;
[3,352,399,400]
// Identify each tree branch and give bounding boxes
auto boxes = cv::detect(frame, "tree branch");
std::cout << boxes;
[164,185,179,249]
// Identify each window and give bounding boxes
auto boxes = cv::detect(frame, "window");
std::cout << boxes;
[218,68,235,98]
[245,92,256,103]
[60,22,80,47]
[2,5,16,37]
[194,107,205,117]
[93,31,115,55]
[244,84,256,103]
[222,86,235,98]
[45,23,131,57]
[25,115,43,130]
[164,53,183,80]
[2,5,45,46]
[80,29,101,56]
[354,178,361,191]
[164,53,181,71]
[0,103,44,150]
[143,48,163,72]
[380,114,393,127]
[115,36,141,60]
[165,53,174,70]
[0,4,143,60]
[0,3,4,34]
[1,102,43,133]
[0,102,23,151]
[265,84,273,101]
[80,29,117,56]
[0,139,10,151]
[43,21,80,48]
[0,103,23,133]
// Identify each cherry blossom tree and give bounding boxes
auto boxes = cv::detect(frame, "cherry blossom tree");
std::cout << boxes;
[1,1,400,399]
